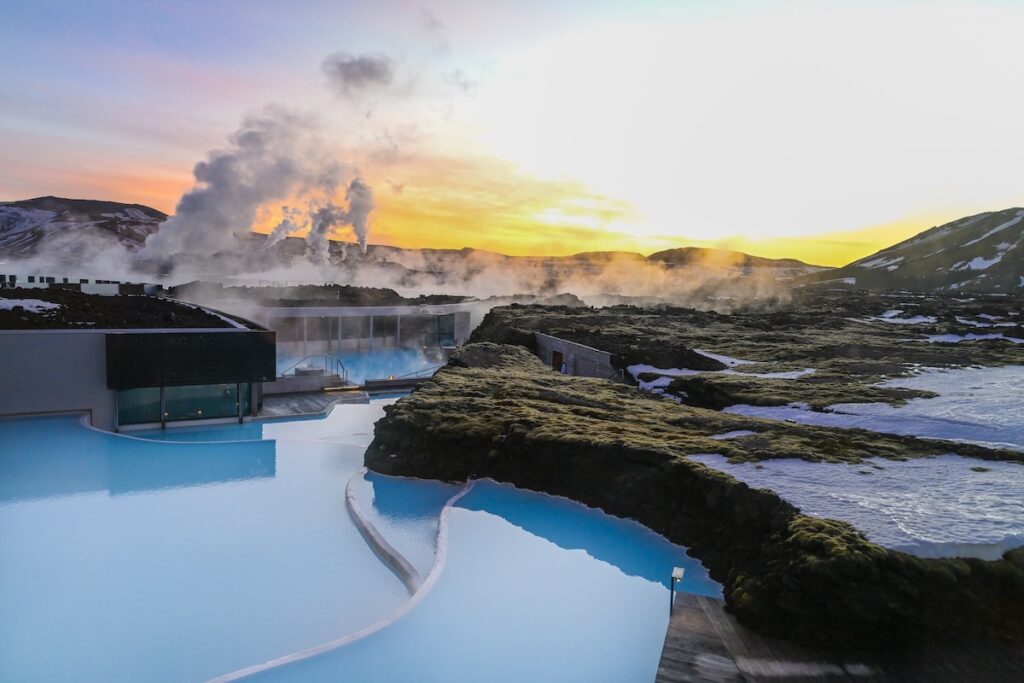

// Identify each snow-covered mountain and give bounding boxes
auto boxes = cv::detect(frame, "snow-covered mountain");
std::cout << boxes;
[813,208,1024,293]
[0,196,166,257]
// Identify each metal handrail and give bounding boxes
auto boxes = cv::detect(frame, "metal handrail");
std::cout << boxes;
[279,354,349,385]
[394,364,443,379]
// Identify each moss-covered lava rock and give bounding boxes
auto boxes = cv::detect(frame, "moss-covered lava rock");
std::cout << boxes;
[367,343,1024,648]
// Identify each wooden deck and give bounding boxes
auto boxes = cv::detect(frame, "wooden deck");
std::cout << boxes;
[656,593,1024,683]
[257,391,368,418]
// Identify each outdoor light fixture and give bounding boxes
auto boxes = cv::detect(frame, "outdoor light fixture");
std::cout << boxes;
[670,566,684,613]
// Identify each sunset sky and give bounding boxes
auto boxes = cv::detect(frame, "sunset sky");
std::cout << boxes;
[3,0,1024,266]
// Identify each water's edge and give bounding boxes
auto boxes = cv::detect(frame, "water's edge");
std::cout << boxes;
[207,478,475,682]
[345,467,422,594]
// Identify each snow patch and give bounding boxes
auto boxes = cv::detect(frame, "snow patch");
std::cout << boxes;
[725,365,1024,452]
[866,314,937,325]
[962,209,1024,247]
[709,430,757,440]
[0,298,61,313]
[859,255,904,270]
[689,453,1024,560]
[920,333,1023,344]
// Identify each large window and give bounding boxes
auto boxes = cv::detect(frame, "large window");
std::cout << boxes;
[165,383,240,422]
[117,387,161,425]
[117,383,252,426]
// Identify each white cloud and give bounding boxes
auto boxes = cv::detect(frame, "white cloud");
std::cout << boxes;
[464,2,1024,239]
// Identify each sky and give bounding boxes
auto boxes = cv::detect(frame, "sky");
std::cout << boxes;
[2,0,1024,266]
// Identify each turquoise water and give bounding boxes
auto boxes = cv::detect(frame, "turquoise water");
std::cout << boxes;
[0,399,720,682]
[278,349,442,384]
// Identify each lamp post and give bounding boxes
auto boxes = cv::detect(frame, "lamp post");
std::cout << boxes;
[670,567,684,613]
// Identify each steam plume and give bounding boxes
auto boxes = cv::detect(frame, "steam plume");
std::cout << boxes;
[322,52,394,98]
[143,106,374,264]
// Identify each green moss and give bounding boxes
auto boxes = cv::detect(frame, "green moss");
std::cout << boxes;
[368,343,1024,647]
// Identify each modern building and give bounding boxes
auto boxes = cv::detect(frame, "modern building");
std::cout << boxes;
[253,302,476,362]
[0,298,275,431]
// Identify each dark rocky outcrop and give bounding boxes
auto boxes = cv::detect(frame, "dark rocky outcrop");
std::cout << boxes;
[367,344,1024,649]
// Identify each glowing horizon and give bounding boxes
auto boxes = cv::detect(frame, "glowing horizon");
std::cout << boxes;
[3,1,1023,268]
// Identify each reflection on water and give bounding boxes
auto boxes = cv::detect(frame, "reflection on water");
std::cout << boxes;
[353,472,461,576]
[0,414,407,683]
[249,480,721,683]
[460,481,721,595]
[278,349,442,385]
[0,417,275,504]
[2,402,722,683]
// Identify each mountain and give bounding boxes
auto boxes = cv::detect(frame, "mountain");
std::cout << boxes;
[0,196,166,257]
[814,208,1024,293]
[648,247,821,276]
[0,195,825,302]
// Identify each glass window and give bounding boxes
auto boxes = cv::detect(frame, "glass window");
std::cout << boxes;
[117,387,162,425]
[438,314,455,345]
[164,383,239,422]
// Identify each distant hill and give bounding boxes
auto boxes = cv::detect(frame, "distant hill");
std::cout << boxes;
[0,196,166,257]
[813,208,1024,293]
[649,247,821,274]
[0,195,825,302]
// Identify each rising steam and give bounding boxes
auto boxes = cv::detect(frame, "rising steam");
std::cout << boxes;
[142,106,373,263]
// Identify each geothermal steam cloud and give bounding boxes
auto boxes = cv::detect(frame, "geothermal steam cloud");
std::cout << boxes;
[143,106,374,260]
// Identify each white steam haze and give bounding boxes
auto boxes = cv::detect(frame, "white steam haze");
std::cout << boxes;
[142,106,373,261]
[0,13,812,309]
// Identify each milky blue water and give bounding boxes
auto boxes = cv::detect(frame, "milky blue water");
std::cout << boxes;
[0,398,719,682]
[278,349,443,385]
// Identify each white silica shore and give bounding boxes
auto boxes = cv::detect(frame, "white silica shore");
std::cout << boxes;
[688,453,1024,560]
[725,365,1024,452]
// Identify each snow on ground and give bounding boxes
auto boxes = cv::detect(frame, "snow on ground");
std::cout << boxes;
[954,316,1016,328]
[637,375,672,392]
[920,333,1024,344]
[688,453,1024,560]
[627,364,700,379]
[0,298,61,313]
[859,255,904,270]
[627,363,815,383]
[709,430,757,440]
[693,349,754,367]
[726,368,817,379]
[962,209,1024,247]
[953,254,1004,271]
[725,365,1024,452]
[866,313,938,324]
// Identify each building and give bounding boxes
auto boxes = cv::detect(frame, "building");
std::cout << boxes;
[0,271,162,295]
[0,295,275,431]
[253,302,476,362]
[533,332,622,380]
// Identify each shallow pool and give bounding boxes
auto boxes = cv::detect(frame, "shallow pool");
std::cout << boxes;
[0,399,719,682]
[278,349,443,385]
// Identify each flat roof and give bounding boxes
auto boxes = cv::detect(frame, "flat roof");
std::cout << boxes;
[0,289,262,331]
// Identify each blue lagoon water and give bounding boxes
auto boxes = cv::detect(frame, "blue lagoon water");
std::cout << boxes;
[277,349,443,385]
[0,397,719,682]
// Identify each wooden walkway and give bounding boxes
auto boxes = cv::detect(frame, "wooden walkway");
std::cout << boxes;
[257,391,368,419]
[656,593,1024,683]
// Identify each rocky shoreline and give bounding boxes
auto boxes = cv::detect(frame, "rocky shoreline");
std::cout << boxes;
[367,343,1024,648]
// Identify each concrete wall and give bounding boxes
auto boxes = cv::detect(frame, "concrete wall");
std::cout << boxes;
[262,374,343,396]
[0,330,115,429]
[534,332,621,380]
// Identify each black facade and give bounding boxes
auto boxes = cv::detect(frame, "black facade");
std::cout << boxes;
[105,330,276,389]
